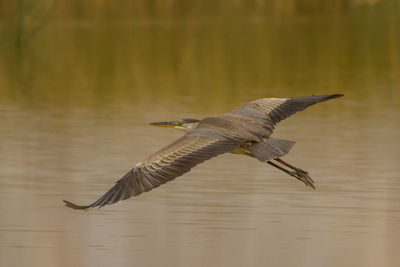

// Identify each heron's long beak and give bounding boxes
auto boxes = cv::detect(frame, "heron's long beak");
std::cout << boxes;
[149,121,180,128]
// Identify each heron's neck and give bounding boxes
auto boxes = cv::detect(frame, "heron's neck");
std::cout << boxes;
[176,123,199,132]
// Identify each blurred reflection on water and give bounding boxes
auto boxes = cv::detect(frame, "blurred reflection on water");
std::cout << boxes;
[0,1,400,267]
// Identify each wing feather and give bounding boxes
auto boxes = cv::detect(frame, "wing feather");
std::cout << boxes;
[63,134,239,210]
[229,94,343,126]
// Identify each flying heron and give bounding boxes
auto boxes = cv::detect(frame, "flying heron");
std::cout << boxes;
[64,94,343,210]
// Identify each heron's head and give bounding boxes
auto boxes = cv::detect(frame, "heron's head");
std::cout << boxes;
[149,118,200,132]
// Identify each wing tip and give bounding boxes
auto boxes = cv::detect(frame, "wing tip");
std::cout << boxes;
[328,93,344,99]
[63,200,91,210]
[299,93,344,104]
[307,93,343,100]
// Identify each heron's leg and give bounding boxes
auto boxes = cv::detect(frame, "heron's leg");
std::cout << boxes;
[267,161,315,189]
[274,158,310,177]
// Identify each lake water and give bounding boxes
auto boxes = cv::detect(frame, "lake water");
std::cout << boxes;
[1,1,400,266]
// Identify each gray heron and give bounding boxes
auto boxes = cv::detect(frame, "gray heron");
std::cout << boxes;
[64,94,343,210]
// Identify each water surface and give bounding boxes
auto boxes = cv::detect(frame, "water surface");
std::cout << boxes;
[1,1,400,266]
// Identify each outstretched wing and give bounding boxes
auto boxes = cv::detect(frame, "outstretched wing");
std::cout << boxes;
[229,94,343,126]
[64,133,239,210]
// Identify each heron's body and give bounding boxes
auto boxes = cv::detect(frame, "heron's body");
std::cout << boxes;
[64,94,343,210]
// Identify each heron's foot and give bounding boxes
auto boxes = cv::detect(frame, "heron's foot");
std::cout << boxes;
[267,160,316,189]
[294,167,309,176]
[288,170,315,189]
[275,158,309,175]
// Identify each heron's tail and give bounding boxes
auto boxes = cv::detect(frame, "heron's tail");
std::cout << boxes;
[249,138,295,162]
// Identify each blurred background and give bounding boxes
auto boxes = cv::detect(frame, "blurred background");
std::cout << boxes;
[0,0,399,266]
